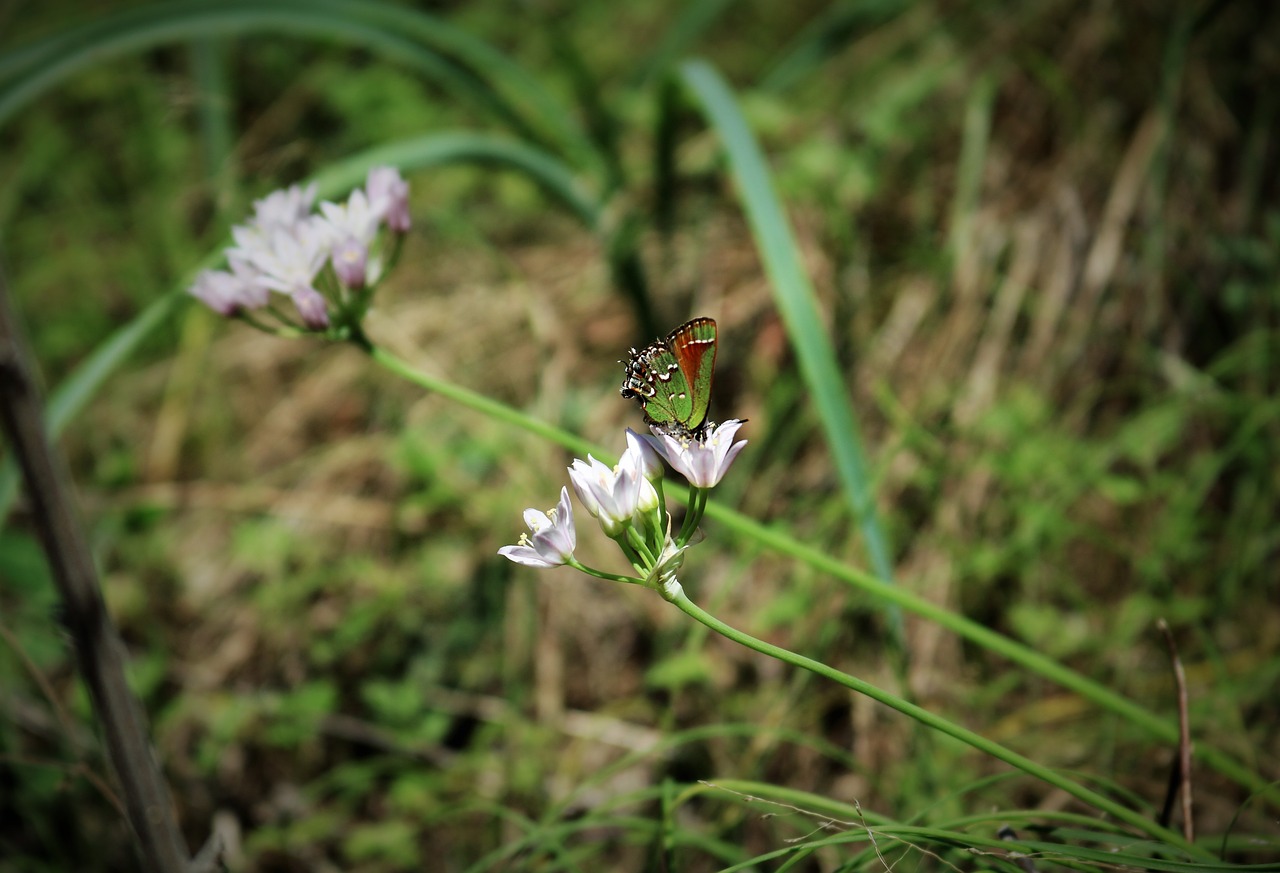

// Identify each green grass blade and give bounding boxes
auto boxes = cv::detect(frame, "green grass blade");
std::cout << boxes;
[303,0,598,168]
[628,0,735,87]
[949,71,996,261]
[0,1,539,148]
[311,132,603,230]
[678,59,900,604]
[697,498,1278,807]
[0,0,597,167]
[0,3,166,79]
[758,0,909,92]
[188,37,236,198]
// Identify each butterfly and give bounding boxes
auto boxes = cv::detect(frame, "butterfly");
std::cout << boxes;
[620,317,718,438]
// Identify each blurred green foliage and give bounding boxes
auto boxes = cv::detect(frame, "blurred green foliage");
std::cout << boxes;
[1,0,1277,870]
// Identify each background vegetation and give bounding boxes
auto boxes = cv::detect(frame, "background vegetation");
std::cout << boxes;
[1,0,1277,870]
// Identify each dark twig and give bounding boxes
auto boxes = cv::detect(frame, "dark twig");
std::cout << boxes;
[997,824,1038,873]
[1156,618,1194,843]
[0,267,195,873]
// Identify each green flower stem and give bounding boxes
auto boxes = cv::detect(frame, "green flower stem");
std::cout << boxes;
[364,341,1271,807]
[366,345,598,459]
[621,528,655,570]
[698,503,1275,807]
[637,510,664,558]
[652,479,670,534]
[661,580,1206,856]
[565,559,641,586]
[677,488,707,544]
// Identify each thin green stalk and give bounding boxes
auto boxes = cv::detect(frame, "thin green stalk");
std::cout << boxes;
[365,345,596,460]
[678,59,904,649]
[0,3,534,143]
[621,528,656,570]
[362,342,1273,806]
[660,579,1206,856]
[16,320,1267,809]
[696,498,1276,807]
[677,488,707,544]
[310,132,604,231]
[628,0,734,87]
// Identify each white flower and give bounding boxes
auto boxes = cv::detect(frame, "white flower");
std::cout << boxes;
[645,419,747,488]
[249,182,317,233]
[568,452,655,537]
[329,237,368,289]
[227,256,272,308]
[227,217,333,328]
[621,441,661,514]
[319,189,382,246]
[188,268,267,316]
[318,189,383,288]
[291,286,330,330]
[228,219,331,296]
[625,428,664,483]
[498,486,577,568]
[366,165,411,232]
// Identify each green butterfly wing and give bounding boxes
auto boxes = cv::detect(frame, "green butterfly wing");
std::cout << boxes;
[620,318,717,436]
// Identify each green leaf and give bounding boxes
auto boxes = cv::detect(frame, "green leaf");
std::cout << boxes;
[0,0,584,159]
[343,820,420,867]
[679,59,902,637]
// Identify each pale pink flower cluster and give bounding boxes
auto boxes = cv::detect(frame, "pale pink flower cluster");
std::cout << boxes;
[498,422,747,579]
[567,447,659,537]
[188,167,411,330]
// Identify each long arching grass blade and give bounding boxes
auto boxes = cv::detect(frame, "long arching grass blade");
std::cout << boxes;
[678,59,901,618]
[0,0,557,153]
[310,132,603,230]
[0,16,519,143]
[697,497,1279,806]
[758,0,909,92]
[304,0,598,168]
[628,0,735,87]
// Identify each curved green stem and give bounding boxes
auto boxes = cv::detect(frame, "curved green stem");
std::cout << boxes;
[697,501,1275,807]
[660,579,1207,857]
[658,488,672,537]
[677,488,707,545]
[565,559,641,586]
[366,345,597,459]
[621,528,655,570]
[361,341,1273,809]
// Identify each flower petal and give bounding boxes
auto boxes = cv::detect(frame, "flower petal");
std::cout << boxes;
[500,487,576,569]
[497,544,561,568]
[648,419,747,488]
